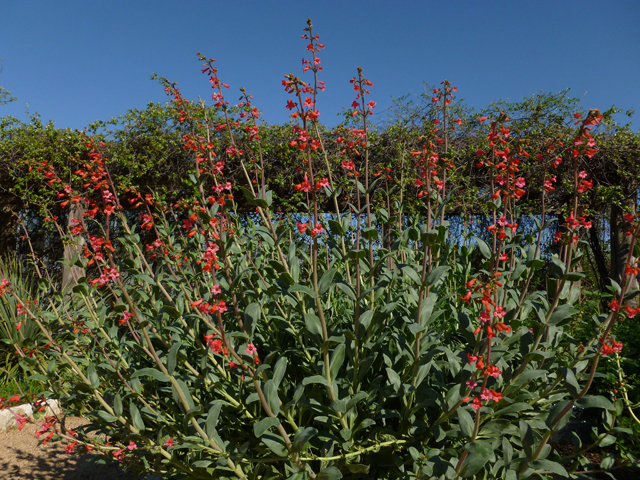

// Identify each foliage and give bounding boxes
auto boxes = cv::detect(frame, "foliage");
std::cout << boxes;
[0,255,49,386]
[1,19,640,480]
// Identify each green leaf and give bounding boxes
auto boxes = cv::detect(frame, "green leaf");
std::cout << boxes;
[576,395,615,411]
[473,236,491,259]
[302,375,330,387]
[511,264,527,281]
[459,441,495,477]
[600,455,615,470]
[335,281,357,300]
[458,408,474,438]
[167,341,181,375]
[520,420,535,457]
[239,186,268,208]
[130,401,145,431]
[359,310,374,332]
[131,368,171,382]
[173,378,195,410]
[361,227,379,240]
[206,402,223,438]
[419,293,437,326]
[163,305,181,319]
[290,284,317,298]
[624,289,640,302]
[304,313,323,337]
[328,220,344,236]
[273,357,287,388]
[244,303,261,337]
[564,271,585,281]
[134,273,156,285]
[254,417,280,438]
[264,380,280,415]
[292,426,318,452]
[261,432,288,457]
[94,410,118,423]
[87,363,100,390]
[546,400,572,431]
[346,464,369,474]
[561,367,580,398]
[426,265,450,287]
[402,265,422,285]
[113,393,123,417]
[551,255,566,278]
[597,434,617,447]
[330,344,346,380]
[386,367,401,391]
[502,437,513,466]
[511,369,547,389]
[494,402,533,416]
[279,272,295,286]
[318,268,338,295]
[549,304,579,326]
[317,466,343,480]
[530,459,568,477]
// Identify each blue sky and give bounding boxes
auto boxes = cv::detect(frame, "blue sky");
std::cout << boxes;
[1,1,638,131]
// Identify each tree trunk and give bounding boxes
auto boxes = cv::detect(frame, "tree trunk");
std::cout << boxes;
[61,203,86,292]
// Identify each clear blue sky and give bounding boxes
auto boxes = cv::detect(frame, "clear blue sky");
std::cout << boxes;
[1,0,638,131]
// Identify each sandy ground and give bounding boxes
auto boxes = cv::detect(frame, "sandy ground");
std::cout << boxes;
[0,416,146,480]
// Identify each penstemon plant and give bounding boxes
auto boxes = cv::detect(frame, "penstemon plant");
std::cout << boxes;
[2,18,640,480]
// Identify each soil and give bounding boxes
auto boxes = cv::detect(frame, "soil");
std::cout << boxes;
[0,416,146,480]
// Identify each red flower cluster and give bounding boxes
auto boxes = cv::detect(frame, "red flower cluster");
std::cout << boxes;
[601,338,623,356]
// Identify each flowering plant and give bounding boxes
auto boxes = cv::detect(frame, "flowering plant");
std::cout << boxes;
[2,19,640,480]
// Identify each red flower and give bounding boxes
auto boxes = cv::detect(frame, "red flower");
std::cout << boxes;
[64,442,77,454]
[119,311,134,326]
[209,339,223,354]
[294,173,311,193]
[315,178,329,190]
[601,343,614,356]
[341,160,355,171]
[16,413,29,430]
[490,390,503,402]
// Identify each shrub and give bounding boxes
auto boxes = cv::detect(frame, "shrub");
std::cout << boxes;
[2,19,640,480]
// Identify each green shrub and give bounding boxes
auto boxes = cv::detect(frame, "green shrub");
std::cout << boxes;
[2,20,640,480]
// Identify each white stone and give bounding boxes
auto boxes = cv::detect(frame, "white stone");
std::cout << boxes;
[0,399,63,433]
[0,403,33,433]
